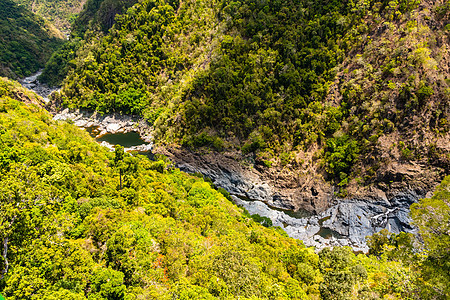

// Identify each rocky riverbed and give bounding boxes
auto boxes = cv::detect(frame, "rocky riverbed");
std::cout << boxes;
[233,193,417,252]
[53,108,153,143]
[53,108,420,252]
[20,72,154,149]
[19,71,57,103]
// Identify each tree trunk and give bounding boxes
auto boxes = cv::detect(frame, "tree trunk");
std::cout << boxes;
[119,170,123,190]
[0,237,9,280]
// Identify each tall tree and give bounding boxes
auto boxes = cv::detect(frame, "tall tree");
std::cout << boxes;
[114,145,125,190]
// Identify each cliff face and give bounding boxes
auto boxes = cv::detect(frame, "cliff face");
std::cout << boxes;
[155,134,446,213]
[155,145,442,249]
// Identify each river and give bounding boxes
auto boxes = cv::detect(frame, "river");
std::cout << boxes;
[20,71,419,252]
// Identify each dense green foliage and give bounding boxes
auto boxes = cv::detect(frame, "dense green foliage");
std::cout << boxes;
[364,176,450,300]
[0,0,63,79]
[39,0,141,86]
[410,175,450,299]
[39,39,82,87]
[1,0,449,298]
[71,0,140,37]
[53,0,449,188]
[2,77,446,299]
[11,0,85,34]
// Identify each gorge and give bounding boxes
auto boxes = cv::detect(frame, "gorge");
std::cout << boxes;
[21,71,427,251]
[1,0,449,298]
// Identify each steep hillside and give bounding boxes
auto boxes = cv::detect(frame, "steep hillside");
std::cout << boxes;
[3,75,446,299]
[70,0,140,37]
[335,0,450,186]
[0,0,64,79]
[38,0,140,86]
[12,0,86,34]
[51,0,449,212]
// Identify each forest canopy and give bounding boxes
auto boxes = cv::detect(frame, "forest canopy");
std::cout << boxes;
[11,0,85,34]
[0,76,448,299]
[48,0,450,189]
[0,0,448,298]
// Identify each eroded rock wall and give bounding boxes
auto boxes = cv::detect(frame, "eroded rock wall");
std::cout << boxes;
[156,146,442,251]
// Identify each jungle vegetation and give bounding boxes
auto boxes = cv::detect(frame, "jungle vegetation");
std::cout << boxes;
[47,0,449,189]
[11,0,85,34]
[0,0,448,298]
[0,76,449,299]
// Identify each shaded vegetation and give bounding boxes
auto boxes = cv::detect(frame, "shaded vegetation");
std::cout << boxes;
[0,0,64,79]
[12,0,86,34]
[39,0,141,87]
[71,0,140,37]
[39,39,82,87]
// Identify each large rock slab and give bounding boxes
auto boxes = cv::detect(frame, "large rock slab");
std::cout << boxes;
[155,146,442,251]
[233,192,418,252]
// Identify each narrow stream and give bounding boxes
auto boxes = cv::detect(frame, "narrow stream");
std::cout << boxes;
[19,70,58,103]
[20,71,154,157]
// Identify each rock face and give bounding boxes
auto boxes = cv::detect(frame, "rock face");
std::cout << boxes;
[18,72,442,251]
[233,192,417,252]
[155,146,442,251]
[155,146,337,213]
[37,110,445,250]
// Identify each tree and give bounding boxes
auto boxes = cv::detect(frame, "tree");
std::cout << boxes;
[90,267,126,300]
[114,145,125,190]
[318,247,367,300]
[410,175,450,299]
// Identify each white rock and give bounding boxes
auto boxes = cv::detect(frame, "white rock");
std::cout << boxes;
[106,123,121,132]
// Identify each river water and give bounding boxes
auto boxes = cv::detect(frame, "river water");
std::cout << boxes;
[97,131,144,147]
[86,126,148,148]
[20,72,154,153]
